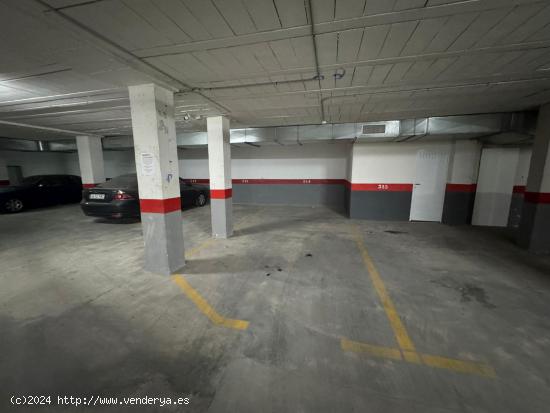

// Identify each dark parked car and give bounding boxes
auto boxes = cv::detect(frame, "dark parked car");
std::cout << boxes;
[80,174,208,219]
[0,174,82,213]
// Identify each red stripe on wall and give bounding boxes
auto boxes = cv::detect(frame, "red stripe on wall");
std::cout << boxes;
[0,180,9,186]
[446,183,477,192]
[182,179,210,184]
[182,179,413,192]
[83,183,98,188]
[513,185,526,194]
[211,188,232,199]
[349,183,413,192]
[182,178,347,185]
[233,178,346,185]
[524,192,550,204]
[140,197,181,213]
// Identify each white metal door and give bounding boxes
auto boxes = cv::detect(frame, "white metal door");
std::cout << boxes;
[472,147,519,227]
[410,149,450,222]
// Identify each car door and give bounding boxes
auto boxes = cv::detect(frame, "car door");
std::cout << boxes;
[179,181,195,207]
[36,176,65,206]
[64,176,83,202]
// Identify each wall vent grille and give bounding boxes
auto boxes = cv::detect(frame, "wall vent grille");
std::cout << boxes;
[361,124,386,135]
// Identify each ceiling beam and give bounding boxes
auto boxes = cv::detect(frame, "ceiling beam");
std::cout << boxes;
[0,119,103,137]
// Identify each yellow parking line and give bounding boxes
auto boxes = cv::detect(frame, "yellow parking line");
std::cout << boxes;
[170,213,256,330]
[421,353,496,378]
[353,228,419,362]
[185,237,216,259]
[341,338,495,378]
[350,226,496,377]
[341,338,402,361]
[172,275,249,330]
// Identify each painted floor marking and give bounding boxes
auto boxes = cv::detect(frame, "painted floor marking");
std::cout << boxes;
[344,227,496,378]
[172,275,249,330]
[170,211,257,330]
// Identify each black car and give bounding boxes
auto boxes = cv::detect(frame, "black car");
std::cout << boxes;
[0,174,82,213]
[80,174,208,219]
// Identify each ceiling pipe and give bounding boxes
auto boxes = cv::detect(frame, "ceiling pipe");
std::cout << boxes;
[306,0,326,124]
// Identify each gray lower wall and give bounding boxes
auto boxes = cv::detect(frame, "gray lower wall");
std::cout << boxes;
[517,202,550,254]
[442,191,476,225]
[348,191,412,221]
[508,193,524,228]
[232,184,345,209]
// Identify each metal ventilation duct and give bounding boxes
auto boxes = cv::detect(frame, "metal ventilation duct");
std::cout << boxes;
[0,112,536,152]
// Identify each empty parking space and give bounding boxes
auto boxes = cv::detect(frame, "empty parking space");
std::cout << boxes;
[2,204,550,412]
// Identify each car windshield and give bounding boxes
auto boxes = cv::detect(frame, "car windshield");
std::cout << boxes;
[21,176,43,185]
[97,174,137,188]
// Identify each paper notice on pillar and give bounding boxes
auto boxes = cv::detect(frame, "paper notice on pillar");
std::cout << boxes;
[141,153,155,176]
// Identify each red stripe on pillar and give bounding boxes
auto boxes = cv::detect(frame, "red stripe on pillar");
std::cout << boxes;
[513,185,526,194]
[524,192,550,204]
[350,183,413,192]
[446,183,477,192]
[0,180,9,186]
[83,183,98,188]
[210,188,232,199]
[140,197,181,213]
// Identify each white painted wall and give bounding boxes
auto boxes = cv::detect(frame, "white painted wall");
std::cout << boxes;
[179,142,350,180]
[515,147,532,187]
[0,151,72,177]
[472,147,519,227]
[65,150,136,178]
[448,140,482,184]
[350,141,453,183]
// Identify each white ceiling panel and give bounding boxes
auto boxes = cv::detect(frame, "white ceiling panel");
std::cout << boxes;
[357,25,390,60]
[1,0,549,137]
[401,17,447,56]
[424,13,478,53]
[242,0,282,31]
[182,0,235,38]
[337,29,363,63]
[474,3,545,48]
[364,0,396,15]
[274,0,309,27]
[335,0,366,20]
[211,0,258,35]
[121,0,192,44]
[378,21,419,58]
[500,3,550,44]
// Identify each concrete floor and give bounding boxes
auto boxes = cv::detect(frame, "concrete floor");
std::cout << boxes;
[1,204,550,412]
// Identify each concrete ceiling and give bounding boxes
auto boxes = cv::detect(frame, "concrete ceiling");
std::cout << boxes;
[1,0,550,140]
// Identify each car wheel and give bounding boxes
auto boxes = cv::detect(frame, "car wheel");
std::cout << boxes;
[195,193,207,207]
[4,198,24,213]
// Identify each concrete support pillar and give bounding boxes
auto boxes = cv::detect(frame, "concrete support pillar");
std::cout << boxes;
[518,103,550,253]
[128,84,185,274]
[207,116,233,238]
[0,158,9,186]
[76,135,105,188]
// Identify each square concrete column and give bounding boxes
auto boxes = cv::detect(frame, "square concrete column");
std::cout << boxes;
[76,135,105,188]
[207,116,233,238]
[129,84,185,274]
[0,158,8,186]
[517,103,550,254]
